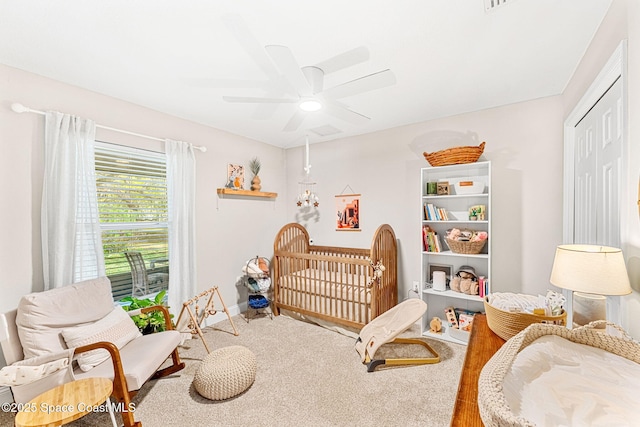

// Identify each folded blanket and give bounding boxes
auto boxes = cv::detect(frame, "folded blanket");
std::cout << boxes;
[0,349,73,386]
[488,292,539,313]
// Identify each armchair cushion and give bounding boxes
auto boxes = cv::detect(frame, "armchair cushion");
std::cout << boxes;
[16,277,114,358]
[74,329,182,390]
[61,306,142,371]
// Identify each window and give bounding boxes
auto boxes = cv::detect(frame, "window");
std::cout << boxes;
[94,141,169,300]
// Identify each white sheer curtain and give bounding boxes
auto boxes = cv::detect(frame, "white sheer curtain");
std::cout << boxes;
[165,139,197,316]
[42,112,105,290]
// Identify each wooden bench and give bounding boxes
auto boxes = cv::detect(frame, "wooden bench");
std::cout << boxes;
[450,314,505,427]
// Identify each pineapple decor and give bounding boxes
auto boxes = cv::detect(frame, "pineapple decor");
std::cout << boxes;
[249,157,262,191]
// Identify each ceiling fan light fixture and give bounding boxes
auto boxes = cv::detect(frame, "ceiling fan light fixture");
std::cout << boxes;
[299,99,322,112]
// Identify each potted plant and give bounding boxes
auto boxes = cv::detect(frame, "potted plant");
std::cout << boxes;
[249,157,261,191]
[120,290,173,335]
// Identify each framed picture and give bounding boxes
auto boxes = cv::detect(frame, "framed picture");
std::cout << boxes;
[437,181,450,195]
[428,263,453,284]
[226,164,244,189]
[335,194,361,231]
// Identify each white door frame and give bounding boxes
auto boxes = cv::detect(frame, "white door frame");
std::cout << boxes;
[562,40,628,325]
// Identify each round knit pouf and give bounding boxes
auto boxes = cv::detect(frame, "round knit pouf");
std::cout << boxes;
[193,345,257,401]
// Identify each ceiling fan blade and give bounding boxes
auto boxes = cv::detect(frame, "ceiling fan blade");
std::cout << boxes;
[323,69,396,99]
[283,110,306,132]
[314,46,370,74]
[222,15,281,81]
[323,104,370,125]
[223,96,299,104]
[265,45,314,97]
[251,87,289,119]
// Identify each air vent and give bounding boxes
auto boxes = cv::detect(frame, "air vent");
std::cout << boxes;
[309,124,342,137]
[484,0,514,12]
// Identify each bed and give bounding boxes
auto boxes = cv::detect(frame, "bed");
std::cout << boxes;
[272,223,397,329]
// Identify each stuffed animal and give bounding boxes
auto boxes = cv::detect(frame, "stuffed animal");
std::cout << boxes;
[429,317,442,333]
[460,279,479,295]
[450,265,479,295]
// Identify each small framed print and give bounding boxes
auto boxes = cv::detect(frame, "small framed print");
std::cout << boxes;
[226,164,244,190]
[428,263,453,284]
[336,194,361,231]
[437,181,450,195]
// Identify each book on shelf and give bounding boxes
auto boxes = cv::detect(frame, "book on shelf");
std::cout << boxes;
[454,308,480,332]
[478,276,490,298]
[422,225,442,252]
[423,203,449,221]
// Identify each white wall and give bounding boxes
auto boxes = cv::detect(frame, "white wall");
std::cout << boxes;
[0,63,287,315]
[286,96,565,300]
[561,0,640,339]
[2,0,638,342]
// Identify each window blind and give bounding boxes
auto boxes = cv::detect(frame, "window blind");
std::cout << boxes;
[94,142,169,278]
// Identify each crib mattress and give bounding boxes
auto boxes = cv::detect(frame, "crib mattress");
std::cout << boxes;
[277,268,370,302]
[276,268,371,322]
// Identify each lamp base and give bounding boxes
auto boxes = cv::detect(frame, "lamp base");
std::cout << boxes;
[572,292,606,329]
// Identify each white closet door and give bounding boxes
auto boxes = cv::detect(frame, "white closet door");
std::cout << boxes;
[573,77,623,247]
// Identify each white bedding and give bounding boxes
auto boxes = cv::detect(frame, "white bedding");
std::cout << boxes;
[279,268,370,300]
[503,334,640,426]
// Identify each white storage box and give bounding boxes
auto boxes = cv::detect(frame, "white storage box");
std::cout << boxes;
[454,181,485,195]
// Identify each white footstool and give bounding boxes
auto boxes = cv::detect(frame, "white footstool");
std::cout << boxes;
[193,345,257,400]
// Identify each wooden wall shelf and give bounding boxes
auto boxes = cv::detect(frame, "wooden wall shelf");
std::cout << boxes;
[216,188,278,199]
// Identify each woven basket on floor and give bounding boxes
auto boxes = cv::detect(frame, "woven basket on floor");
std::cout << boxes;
[484,297,567,340]
[423,141,486,167]
[445,237,487,254]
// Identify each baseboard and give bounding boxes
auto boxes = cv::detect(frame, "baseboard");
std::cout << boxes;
[0,386,13,404]
[202,302,246,328]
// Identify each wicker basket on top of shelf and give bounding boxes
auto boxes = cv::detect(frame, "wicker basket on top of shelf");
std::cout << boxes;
[445,237,487,254]
[423,141,486,167]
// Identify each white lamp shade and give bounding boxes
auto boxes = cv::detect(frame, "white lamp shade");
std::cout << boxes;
[550,244,632,296]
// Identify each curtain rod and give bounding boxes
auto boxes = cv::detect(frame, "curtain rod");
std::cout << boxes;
[10,102,207,152]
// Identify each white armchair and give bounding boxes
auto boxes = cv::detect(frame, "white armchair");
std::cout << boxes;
[0,277,184,427]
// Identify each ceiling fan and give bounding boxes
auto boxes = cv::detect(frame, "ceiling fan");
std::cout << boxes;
[222,44,396,132]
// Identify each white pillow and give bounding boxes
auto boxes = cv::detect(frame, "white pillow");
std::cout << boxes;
[61,306,142,371]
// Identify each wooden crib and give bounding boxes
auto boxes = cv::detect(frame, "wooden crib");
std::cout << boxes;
[272,223,398,329]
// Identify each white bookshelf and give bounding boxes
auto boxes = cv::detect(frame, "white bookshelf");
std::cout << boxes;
[420,161,491,345]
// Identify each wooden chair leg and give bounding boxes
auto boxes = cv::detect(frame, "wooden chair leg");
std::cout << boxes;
[152,348,185,379]
[111,384,140,427]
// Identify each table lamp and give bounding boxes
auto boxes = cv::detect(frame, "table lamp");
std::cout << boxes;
[549,244,632,327]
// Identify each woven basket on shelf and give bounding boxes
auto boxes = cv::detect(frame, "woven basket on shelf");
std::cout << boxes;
[483,297,567,341]
[445,237,487,254]
[423,141,486,167]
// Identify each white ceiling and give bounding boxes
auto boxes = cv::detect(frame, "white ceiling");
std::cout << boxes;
[0,0,611,148]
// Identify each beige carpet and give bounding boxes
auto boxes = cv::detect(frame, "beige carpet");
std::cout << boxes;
[0,314,466,427]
